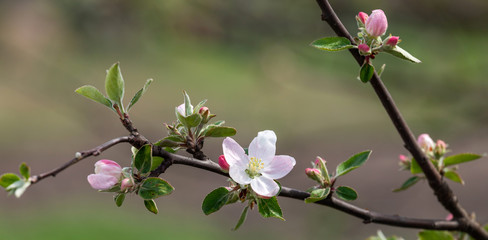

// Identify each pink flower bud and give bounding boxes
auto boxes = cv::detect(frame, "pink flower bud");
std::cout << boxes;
[357,12,369,24]
[398,154,409,163]
[358,43,371,55]
[446,213,453,221]
[435,140,447,156]
[120,178,133,191]
[385,36,399,47]
[314,156,325,166]
[94,160,122,178]
[199,106,209,114]
[218,155,230,172]
[365,9,388,37]
[87,159,122,190]
[305,168,322,182]
[418,134,435,154]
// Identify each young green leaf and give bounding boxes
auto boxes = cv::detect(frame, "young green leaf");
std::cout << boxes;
[335,186,358,201]
[105,62,125,112]
[0,173,21,188]
[305,187,330,203]
[384,46,421,63]
[138,177,174,200]
[232,205,249,231]
[75,85,112,108]
[443,170,464,185]
[150,157,165,171]
[257,196,284,220]
[204,126,237,138]
[410,158,423,174]
[127,78,153,111]
[393,176,421,192]
[443,153,483,167]
[144,199,158,214]
[183,91,192,116]
[202,187,231,215]
[359,63,375,83]
[114,193,126,207]
[335,150,371,178]
[185,113,203,128]
[134,144,153,174]
[310,37,354,51]
[418,230,454,240]
[19,163,30,180]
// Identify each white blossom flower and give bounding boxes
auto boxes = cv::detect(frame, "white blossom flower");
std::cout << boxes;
[222,130,296,197]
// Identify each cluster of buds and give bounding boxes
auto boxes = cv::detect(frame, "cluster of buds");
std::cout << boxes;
[355,10,400,59]
[305,157,331,187]
[87,159,134,192]
[418,133,448,158]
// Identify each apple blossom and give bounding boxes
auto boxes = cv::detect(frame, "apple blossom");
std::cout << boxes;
[365,9,388,37]
[87,159,122,190]
[177,103,193,117]
[222,130,296,198]
[418,134,435,154]
[384,36,400,47]
[357,12,368,25]
[305,168,322,183]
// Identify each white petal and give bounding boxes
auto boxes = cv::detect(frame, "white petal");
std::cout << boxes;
[262,155,296,180]
[250,176,279,198]
[177,104,186,116]
[87,174,118,190]
[222,137,248,167]
[229,164,252,185]
[248,130,276,164]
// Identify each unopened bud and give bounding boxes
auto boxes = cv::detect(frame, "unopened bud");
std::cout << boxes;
[120,178,133,191]
[357,12,368,25]
[358,43,371,56]
[305,168,323,183]
[399,154,409,163]
[199,106,209,114]
[418,134,435,154]
[435,140,447,157]
[365,9,388,37]
[384,36,399,47]
[218,155,230,172]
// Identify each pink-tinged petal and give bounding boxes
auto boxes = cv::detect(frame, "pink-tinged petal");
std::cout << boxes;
[87,174,118,190]
[120,178,133,191]
[229,164,252,185]
[177,103,186,116]
[94,160,122,178]
[261,155,296,179]
[218,155,230,171]
[248,130,276,164]
[223,137,248,167]
[418,133,435,153]
[357,12,368,24]
[250,176,279,198]
[365,9,388,37]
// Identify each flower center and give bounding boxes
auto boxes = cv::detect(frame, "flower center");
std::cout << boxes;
[246,157,264,178]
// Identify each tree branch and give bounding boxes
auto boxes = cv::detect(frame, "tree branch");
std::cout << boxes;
[314,0,487,239]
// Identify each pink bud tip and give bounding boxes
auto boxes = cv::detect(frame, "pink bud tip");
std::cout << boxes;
[199,106,209,114]
[446,213,453,221]
[120,178,133,191]
[365,9,388,37]
[418,134,435,153]
[358,44,371,55]
[314,157,325,166]
[399,154,409,162]
[358,12,368,24]
[305,168,321,176]
[385,36,399,47]
[218,155,230,172]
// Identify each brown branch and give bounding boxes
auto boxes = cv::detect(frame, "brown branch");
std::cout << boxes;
[314,0,487,239]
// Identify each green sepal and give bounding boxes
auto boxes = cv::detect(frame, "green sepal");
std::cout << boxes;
[393,176,421,192]
[104,62,125,112]
[138,177,174,200]
[202,187,231,215]
[144,199,158,214]
[183,91,192,116]
[99,185,121,193]
[410,158,423,174]
[335,186,358,201]
[310,37,354,51]
[418,230,454,240]
[114,193,126,207]
[384,46,421,63]
[316,158,330,185]
[359,63,375,83]
[443,170,464,185]
[19,163,30,180]
[443,153,483,167]
[134,144,153,174]
[257,196,284,220]
[204,126,237,138]
[0,173,21,188]
[127,78,153,111]
[335,150,371,178]
[305,187,330,203]
[232,205,249,231]
[75,85,113,109]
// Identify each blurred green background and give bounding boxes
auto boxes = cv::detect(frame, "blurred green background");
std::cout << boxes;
[1,0,487,239]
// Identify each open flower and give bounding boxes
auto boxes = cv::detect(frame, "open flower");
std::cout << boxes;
[222,130,296,198]
[87,160,122,190]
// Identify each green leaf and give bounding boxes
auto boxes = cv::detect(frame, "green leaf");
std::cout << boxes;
[443,153,482,167]
[393,176,421,192]
[213,120,225,126]
[377,64,386,77]
[232,206,249,231]
[202,187,231,215]
[105,62,125,111]
[204,126,237,138]
[144,199,158,214]
[418,230,454,240]
[138,177,174,200]
[19,163,30,180]
[384,46,421,63]
[155,139,180,148]
[0,173,21,188]
[134,144,153,174]
[443,170,464,185]
[114,193,126,207]
[127,78,153,111]
[305,187,330,203]
[335,186,358,201]
[359,63,375,83]
[310,37,354,51]
[410,158,423,174]
[150,157,165,171]
[183,91,192,116]
[185,113,203,127]
[257,196,284,220]
[335,150,371,177]
[75,85,112,108]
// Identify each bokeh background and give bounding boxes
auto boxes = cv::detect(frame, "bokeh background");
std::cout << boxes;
[1,0,487,239]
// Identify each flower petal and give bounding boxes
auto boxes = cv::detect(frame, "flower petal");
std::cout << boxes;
[248,130,276,164]
[94,160,122,178]
[87,174,118,190]
[176,103,186,116]
[250,176,279,198]
[261,155,296,180]
[229,164,252,185]
[223,137,248,167]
